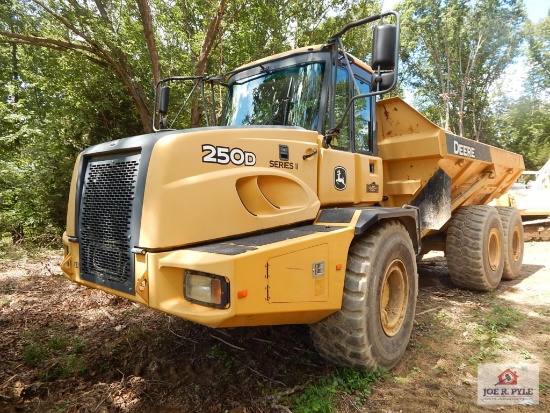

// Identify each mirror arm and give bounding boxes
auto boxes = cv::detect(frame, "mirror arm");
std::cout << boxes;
[209,81,217,126]
[328,13,383,43]
[324,10,400,147]
[200,79,209,127]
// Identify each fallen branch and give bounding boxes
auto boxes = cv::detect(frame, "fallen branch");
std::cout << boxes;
[246,365,286,387]
[252,337,272,344]
[416,307,442,316]
[267,385,307,412]
[168,327,198,343]
[210,334,245,351]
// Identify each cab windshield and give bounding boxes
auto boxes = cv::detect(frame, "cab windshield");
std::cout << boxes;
[220,63,325,130]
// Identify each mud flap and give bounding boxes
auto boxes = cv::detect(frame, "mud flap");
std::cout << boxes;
[411,168,451,231]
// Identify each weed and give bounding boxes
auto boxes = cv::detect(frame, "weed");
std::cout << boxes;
[0,240,26,260]
[519,349,532,360]
[153,335,165,349]
[43,354,87,381]
[292,384,334,413]
[22,332,87,381]
[207,344,241,369]
[408,340,430,349]
[467,346,499,364]
[467,304,524,362]
[288,368,385,413]
[437,310,453,320]
[435,364,446,374]
[482,306,523,333]
[48,336,70,351]
[414,321,430,332]
[23,343,48,367]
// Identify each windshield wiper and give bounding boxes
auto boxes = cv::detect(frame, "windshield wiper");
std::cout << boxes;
[281,77,294,125]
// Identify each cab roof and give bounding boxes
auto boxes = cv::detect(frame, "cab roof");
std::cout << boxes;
[226,44,374,80]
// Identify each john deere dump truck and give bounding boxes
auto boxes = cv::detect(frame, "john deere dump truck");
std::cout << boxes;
[61,11,525,370]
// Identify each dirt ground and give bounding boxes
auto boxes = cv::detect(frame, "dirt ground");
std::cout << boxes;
[0,241,549,413]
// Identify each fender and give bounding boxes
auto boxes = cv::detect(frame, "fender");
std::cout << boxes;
[315,206,421,254]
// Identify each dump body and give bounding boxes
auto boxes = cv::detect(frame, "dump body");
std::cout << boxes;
[376,97,524,237]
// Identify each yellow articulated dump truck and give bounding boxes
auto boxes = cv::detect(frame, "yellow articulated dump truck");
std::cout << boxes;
[61,11,524,370]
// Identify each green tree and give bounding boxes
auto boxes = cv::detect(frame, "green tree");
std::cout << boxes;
[525,12,550,94]
[398,0,526,141]
[1,0,381,245]
[0,43,141,244]
[486,12,550,170]
[0,0,161,132]
[487,95,550,170]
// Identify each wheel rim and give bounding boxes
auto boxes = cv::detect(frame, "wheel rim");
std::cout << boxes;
[511,225,521,262]
[380,259,409,337]
[487,227,502,271]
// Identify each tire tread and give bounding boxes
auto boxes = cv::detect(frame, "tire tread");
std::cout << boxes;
[310,220,416,370]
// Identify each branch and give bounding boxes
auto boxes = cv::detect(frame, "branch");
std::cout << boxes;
[1,37,109,68]
[0,30,95,55]
[9,0,153,131]
[195,0,227,76]
[136,0,161,86]
[30,0,103,55]
[210,334,245,351]
[93,0,113,26]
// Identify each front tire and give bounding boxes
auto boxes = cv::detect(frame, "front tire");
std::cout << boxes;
[310,220,417,370]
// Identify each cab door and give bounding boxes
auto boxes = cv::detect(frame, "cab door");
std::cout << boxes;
[318,64,383,206]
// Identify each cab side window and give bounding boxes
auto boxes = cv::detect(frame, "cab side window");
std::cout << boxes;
[330,66,350,151]
[354,77,371,153]
[327,65,372,153]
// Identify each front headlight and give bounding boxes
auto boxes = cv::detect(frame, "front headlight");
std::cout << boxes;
[184,270,230,308]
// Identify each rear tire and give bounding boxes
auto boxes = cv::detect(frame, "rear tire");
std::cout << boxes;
[310,220,417,370]
[446,205,504,291]
[496,207,524,280]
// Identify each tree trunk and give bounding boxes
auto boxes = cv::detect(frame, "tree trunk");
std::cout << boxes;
[191,0,226,127]
[136,0,161,87]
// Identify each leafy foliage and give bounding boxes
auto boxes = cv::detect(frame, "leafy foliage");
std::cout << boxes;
[525,12,550,93]
[0,0,386,245]
[288,367,385,413]
[488,95,550,170]
[0,0,549,246]
[398,0,526,141]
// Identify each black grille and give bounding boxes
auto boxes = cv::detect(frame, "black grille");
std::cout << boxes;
[79,153,141,294]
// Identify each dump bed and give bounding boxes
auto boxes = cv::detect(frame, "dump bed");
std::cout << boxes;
[376,97,524,235]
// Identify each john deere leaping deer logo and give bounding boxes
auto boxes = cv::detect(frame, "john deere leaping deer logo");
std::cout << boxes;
[334,166,347,191]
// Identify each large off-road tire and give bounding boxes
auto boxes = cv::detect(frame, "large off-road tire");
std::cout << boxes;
[496,207,524,280]
[310,220,417,370]
[446,205,504,291]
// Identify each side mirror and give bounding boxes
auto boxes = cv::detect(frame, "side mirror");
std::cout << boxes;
[372,24,397,70]
[371,72,395,92]
[159,85,170,114]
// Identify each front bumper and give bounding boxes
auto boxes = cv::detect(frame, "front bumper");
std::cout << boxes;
[62,224,355,328]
